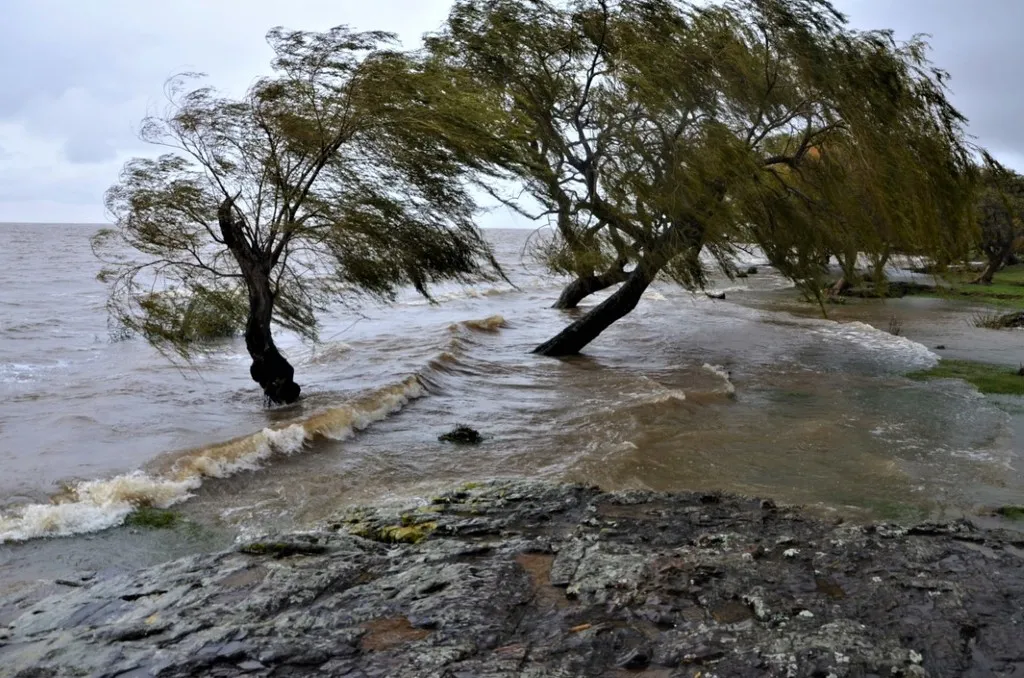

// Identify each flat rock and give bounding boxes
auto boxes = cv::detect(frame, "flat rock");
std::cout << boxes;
[1,481,1023,677]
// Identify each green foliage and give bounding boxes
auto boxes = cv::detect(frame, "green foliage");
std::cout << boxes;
[425,0,979,319]
[96,26,501,360]
[907,360,1024,395]
[971,157,1024,278]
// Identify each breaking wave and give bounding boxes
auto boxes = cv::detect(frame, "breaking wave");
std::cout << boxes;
[0,316,506,544]
[814,320,939,369]
[702,363,737,396]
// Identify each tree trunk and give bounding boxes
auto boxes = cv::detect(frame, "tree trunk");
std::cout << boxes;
[553,264,629,310]
[970,244,1011,284]
[828,277,852,296]
[219,198,301,405]
[534,265,654,356]
[244,280,301,405]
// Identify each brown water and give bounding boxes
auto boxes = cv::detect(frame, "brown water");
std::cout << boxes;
[2,223,1023,588]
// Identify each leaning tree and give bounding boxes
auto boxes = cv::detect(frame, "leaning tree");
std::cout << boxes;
[428,0,977,355]
[95,27,500,404]
[971,156,1024,284]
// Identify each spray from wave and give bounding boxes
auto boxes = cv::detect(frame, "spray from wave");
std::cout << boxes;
[0,316,505,544]
[702,363,737,396]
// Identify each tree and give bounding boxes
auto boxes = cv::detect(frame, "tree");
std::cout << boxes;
[428,0,977,355]
[95,27,500,404]
[972,157,1024,284]
[423,0,636,311]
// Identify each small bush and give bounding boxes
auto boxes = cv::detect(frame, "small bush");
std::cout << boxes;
[972,310,1024,329]
[887,315,903,336]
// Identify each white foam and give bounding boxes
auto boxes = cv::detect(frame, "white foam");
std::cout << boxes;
[647,389,688,403]
[815,321,939,369]
[0,472,199,543]
[702,363,737,396]
[0,375,428,545]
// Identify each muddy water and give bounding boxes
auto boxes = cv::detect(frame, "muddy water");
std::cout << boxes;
[1,223,1022,588]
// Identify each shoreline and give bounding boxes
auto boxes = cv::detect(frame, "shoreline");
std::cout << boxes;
[2,480,1023,677]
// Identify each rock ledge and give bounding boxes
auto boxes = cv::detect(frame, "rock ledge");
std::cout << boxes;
[2,481,1023,677]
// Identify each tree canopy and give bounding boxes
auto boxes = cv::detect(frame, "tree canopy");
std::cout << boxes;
[95,26,501,403]
[970,156,1024,284]
[97,0,987,399]
[424,0,979,354]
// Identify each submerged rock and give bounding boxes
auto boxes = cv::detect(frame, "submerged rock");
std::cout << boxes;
[438,425,482,445]
[1,481,1023,677]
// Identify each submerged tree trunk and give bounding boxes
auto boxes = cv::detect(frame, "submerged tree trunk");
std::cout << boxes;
[553,264,629,309]
[534,265,655,356]
[219,199,301,405]
[244,280,301,405]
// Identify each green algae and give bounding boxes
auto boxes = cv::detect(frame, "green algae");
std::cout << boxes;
[349,521,438,544]
[124,507,180,529]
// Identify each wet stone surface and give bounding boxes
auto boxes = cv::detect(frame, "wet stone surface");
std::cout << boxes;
[1,481,1023,677]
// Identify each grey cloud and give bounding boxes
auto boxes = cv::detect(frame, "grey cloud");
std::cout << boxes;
[1,0,1019,222]
[64,136,117,165]
[838,0,1024,164]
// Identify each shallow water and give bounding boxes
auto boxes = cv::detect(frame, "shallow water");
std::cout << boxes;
[2,223,1023,588]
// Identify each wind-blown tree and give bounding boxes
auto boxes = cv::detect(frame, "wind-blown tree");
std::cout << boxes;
[971,157,1024,284]
[427,0,977,355]
[423,0,636,311]
[95,27,499,404]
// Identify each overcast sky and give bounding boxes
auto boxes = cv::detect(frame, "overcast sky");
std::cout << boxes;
[1,0,1020,223]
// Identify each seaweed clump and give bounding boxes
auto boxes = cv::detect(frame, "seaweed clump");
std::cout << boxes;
[438,425,482,445]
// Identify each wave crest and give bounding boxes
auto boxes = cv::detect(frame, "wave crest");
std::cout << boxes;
[0,313,507,545]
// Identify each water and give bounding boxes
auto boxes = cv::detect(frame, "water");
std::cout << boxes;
[2,223,1023,588]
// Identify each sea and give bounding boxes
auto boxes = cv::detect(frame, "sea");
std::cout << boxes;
[2,223,1023,589]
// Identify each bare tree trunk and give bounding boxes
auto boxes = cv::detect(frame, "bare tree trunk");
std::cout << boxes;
[219,199,301,404]
[828,277,852,296]
[553,264,629,310]
[534,265,655,356]
[244,279,301,404]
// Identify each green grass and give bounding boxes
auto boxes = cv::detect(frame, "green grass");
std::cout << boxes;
[916,264,1024,308]
[996,506,1024,520]
[124,507,180,529]
[908,359,1024,395]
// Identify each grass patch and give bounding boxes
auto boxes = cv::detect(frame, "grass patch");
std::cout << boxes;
[124,507,180,529]
[907,359,1024,395]
[996,506,1024,521]
[915,264,1024,308]
[862,499,932,522]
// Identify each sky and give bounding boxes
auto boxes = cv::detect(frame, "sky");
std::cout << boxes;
[0,0,1020,224]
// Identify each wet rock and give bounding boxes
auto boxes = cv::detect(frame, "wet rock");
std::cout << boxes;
[438,425,482,445]
[1,480,1023,677]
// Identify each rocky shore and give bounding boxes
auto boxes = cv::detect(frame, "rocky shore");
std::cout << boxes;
[2,481,1023,677]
